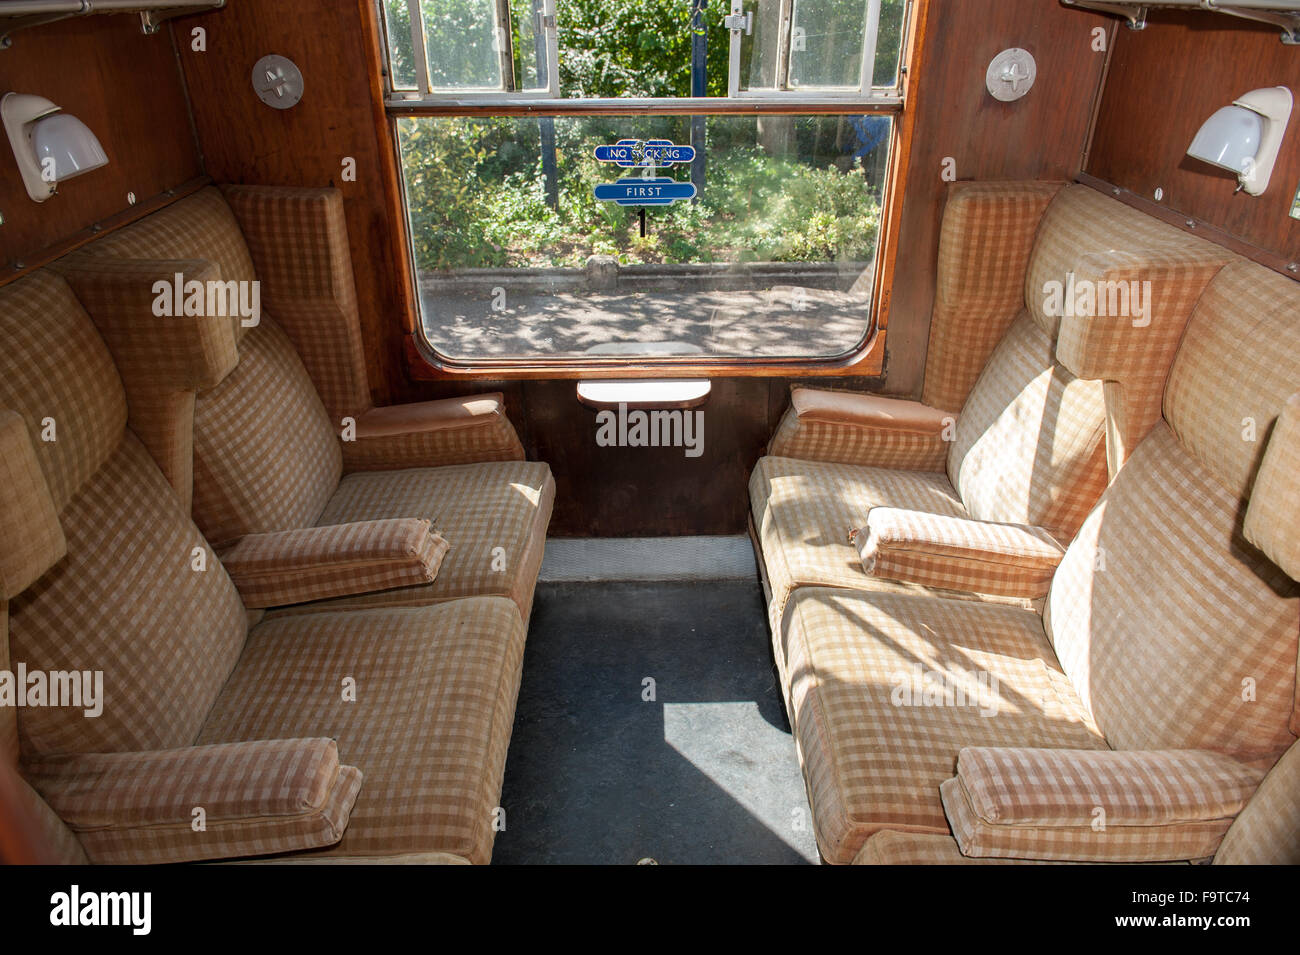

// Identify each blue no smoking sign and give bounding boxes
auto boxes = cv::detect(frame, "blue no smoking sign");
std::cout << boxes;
[593,139,696,168]
[593,139,698,207]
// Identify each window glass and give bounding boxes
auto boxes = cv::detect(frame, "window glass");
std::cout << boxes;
[510,0,548,91]
[381,1,419,90]
[788,0,871,90]
[397,113,891,359]
[873,0,907,87]
[421,0,503,90]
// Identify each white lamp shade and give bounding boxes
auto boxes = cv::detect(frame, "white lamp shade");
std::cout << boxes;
[1187,104,1262,173]
[30,112,107,183]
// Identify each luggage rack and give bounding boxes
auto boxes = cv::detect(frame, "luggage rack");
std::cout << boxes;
[0,0,225,49]
[1061,0,1300,44]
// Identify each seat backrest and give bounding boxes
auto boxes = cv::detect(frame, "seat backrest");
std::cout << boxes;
[948,185,1229,541]
[0,271,248,758]
[920,180,1063,414]
[1214,392,1300,864]
[947,313,1106,540]
[73,188,342,549]
[0,410,87,864]
[1045,258,1300,765]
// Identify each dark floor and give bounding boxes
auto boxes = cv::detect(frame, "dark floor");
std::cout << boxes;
[493,580,819,864]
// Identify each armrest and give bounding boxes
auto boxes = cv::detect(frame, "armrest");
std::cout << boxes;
[221,518,449,609]
[27,738,363,864]
[940,747,1266,863]
[341,394,525,471]
[791,388,953,433]
[851,507,1065,598]
[767,387,956,470]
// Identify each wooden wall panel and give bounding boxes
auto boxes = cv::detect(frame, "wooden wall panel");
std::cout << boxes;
[1087,11,1300,263]
[413,374,877,536]
[0,16,201,271]
[883,0,1110,399]
[171,0,410,407]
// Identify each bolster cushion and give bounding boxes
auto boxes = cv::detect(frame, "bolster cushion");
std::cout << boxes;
[341,394,525,471]
[58,256,242,392]
[1243,392,1300,582]
[940,747,1265,863]
[27,738,363,864]
[767,387,956,470]
[851,507,1065,598]
[220,518,450,609]
[57,256,243,508]
[1053,247,1227,476]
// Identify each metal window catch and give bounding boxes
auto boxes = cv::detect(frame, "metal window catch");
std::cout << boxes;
[723,11,753,35]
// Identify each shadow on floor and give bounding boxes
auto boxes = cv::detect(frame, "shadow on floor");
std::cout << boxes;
[493,580,819,865]
[423,286,869,359]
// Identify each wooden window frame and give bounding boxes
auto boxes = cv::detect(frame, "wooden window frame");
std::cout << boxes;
[366,0,930,381]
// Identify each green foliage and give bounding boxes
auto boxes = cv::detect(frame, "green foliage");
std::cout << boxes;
[398,116,884,270]
[385,0,902,270]
[557,0,728,98]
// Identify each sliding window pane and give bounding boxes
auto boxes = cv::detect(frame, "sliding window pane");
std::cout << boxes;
[873,0,907,87]
[788,0,870,89]
[381,0,418,90]
[737,0,784,92]
[421,0,502,90]
[558,0,727,97]
[510,0,547,91]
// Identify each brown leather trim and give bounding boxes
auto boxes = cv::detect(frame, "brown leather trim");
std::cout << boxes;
[352,394,508,437]
[790,387,954,435]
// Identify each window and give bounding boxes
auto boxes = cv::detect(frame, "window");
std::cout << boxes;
[383,0,560,97]
[376,0,911,365]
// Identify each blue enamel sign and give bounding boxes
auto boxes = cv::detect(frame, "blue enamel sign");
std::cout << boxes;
[594,139,696,168]
[593,177,698,207]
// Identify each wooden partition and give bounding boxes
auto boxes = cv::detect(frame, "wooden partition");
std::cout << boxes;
[1087,10,1300,268]
[0,15,201,276]
[884,0,1111,398]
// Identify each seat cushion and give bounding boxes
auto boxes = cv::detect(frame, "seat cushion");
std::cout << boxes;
[198,597,526,864]
[852,830,1051,865]
[749,455,1022,640]
[781,588,1106,863]
[279,461,555,621]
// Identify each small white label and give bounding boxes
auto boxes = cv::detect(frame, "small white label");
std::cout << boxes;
[1290,183,1300,220]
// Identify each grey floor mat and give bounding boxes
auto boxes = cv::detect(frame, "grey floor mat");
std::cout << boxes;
[539,536,757,583]
[493,579,819,865]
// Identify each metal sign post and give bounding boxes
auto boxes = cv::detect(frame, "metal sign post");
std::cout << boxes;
[592,139,701,236]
